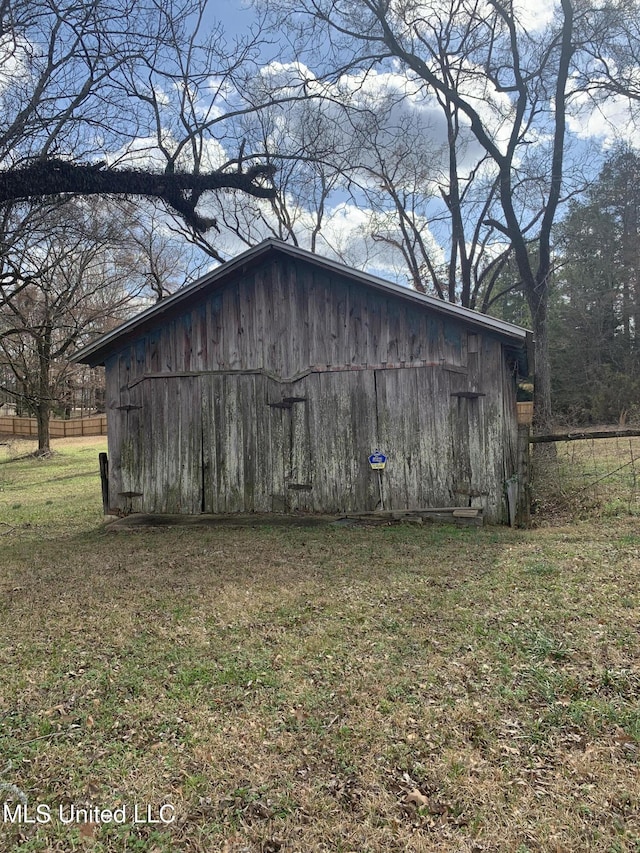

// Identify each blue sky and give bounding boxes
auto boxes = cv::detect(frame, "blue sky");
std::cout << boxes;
[179,0,638,285]
[206,1,256,38]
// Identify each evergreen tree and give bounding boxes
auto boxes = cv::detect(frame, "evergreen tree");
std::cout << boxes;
[552,148,640,422]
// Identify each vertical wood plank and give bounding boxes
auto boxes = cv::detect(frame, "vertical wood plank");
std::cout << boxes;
[287,395,312,511]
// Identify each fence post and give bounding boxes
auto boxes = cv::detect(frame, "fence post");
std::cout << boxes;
[99,452,109,514]
[516,424,531,526]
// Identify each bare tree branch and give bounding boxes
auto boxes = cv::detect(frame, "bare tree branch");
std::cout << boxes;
[0,159,276,232]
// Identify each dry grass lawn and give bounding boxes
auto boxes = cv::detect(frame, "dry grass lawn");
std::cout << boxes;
[0,437,638,851]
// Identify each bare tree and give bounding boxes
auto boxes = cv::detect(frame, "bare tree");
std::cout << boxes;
[0,200,161,453]
[206,71,356,254]
[333,91,515,307]
[0,0,277,234]
[209,45,521,320]
[259,0,596,430]
[121,207,210,302]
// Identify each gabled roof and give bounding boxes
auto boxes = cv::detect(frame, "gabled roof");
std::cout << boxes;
[73,238,531,368]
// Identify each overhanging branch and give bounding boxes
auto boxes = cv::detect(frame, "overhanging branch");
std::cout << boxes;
[0,160,278,233]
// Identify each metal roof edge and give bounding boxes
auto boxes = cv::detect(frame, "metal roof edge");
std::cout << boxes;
[72,238,530,365]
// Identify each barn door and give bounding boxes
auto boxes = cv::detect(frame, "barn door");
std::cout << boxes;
[450,333,489,509]
[137,376,203,514]
[267,388,312,512]
[201,374,278,513]
[450,394,475,506]
[200,374,310,513]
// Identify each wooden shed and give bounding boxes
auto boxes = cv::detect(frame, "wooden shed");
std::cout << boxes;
[73,239,531,523]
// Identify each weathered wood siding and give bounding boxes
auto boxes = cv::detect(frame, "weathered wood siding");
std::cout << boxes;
[104,255,520,521]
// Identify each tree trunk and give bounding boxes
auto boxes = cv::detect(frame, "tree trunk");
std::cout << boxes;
[36,337,52,455]
[527,284,553,435]
[35,400,51,455]
[16,383,28,417]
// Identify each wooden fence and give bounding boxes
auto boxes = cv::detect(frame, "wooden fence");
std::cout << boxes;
[2,407,532,437]
[0,414,107,438]
[517,401,533,425]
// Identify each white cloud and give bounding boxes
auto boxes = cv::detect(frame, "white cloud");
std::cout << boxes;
[567,87,640,148]
[106,135,228,171]
[0,35,29,93]
[251,61,488,182]
[513,0,557,32]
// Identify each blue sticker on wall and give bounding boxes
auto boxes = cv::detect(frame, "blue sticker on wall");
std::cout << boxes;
[368,451,387,470]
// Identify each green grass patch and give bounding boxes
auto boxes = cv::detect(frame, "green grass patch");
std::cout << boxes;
[0,438,639,850]
[0,436,107,535]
